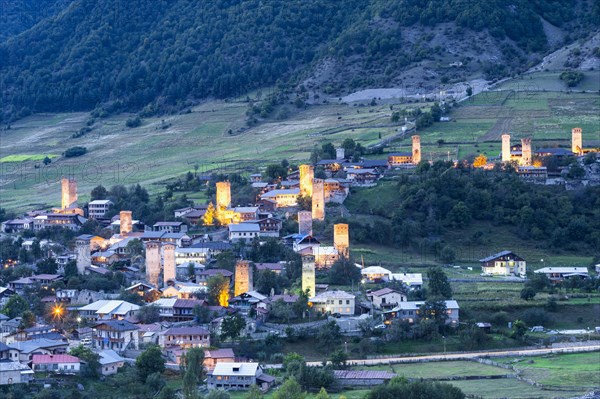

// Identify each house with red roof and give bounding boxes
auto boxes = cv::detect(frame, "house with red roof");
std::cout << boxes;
[31,354,81,374]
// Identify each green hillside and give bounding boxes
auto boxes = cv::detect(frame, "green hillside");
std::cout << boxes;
[1,0,598,122]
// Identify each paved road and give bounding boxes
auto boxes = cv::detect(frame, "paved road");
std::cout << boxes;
[302,343,600,367]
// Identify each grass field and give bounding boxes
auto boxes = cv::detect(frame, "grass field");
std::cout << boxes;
[447,378,588,399]
[495,352,600,389]
[356,361,513,379]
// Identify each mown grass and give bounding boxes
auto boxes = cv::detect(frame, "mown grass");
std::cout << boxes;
[0,153,58,162]
[447,378,588,399]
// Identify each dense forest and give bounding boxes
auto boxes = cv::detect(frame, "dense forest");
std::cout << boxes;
[0,0,72,41]
[1,0,598,122]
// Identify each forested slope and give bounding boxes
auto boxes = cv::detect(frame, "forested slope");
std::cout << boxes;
[1,0,598,122]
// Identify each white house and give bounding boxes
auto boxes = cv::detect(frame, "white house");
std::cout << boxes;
[259,189,300,208]
[228,223,260,241]
[88,200,113,219]
[479,251,526,277]
[367,288,407,310]
[98,349,126,376]
[207,362,274,391]
[384,300,460,326]
[77,300,140,321]
[31,354,81,374]
[93,320,139,352]
[309,290,355,316]
[390,273,423,290]
[361,266,392,282]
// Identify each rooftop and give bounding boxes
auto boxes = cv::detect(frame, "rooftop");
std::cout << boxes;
[211,362,259,377]
[32,354,80,364]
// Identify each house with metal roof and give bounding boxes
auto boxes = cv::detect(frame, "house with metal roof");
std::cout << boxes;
[31,354,81,374]
[479,250,526,277]
[384,300,460,326]
[78,300,140,321]
[93,320,139,352]
[309,290,355,316]
[534,267,589,282]
[207,362,274,391]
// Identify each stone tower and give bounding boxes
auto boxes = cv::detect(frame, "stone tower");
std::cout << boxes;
[145,241,161,287]
[412,135,421,164]
[311,179,325,221]
[216,181,231,210]
[336,148,345,160]
[119,210,132,236]
[334,223,349,258]
[61,177,77,209]
[234,260,253,297]
[501,134,511,162]
[299,165,314,197]
[520,138,532,166]
[75,237,91,275]
[298,210,313,236]
[162,242,176,286]
[301,255,316,298]
[572,127,582,154]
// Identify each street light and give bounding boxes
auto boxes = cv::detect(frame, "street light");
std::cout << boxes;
[442,336,447,355]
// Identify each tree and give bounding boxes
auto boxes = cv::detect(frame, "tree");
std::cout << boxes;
[31,239,42,259]
[421,300,449,326]
[43,156,52,165]
[220,314,246,341]
[511,320,527,340]
[194,304,212,324]
[20,310,36,329]
[329,349,348,369]
[316,321,342,354]
[137,305,160,323]
[520,287,536,301]
[70,345,100,378]
[270,299,295,322]
[204,202,216,225]
[447,201,471,228]
[321,143,336,159]
[64,260,78,279]
[273,377,305,399]
[427,267,452,298]
[473,154,487,168]
[466,86,473,96]
[430,102,442,122]
[36,258,58,274]
[245,385,264,399]
[315,388,331,399]
[136,345,165,381]
[265,164,288,181]
[207,274,230,307]
[2,295,29,318]
[90,185,108,201]
[328,257,361,285]
[181,347,205,399]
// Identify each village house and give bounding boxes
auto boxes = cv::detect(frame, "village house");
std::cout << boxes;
[254,217,283,237]
[228,223,260,241]
[390,273,423,290]
[98,349,125,376]
[230,291,268,314]
[204,348,236,371]
[93,320,139,352]
[173,299,206,322]
[479,251,527,277]
[534,267,589,282]
[9,339,69,363]
[517,166,548,183]
[1,218,33,233]
[367,288,407,310]
[0,360,33,385]
[152,221,188,234]
[207,362,274,391]
[309,290,355,316]
[33,213,87,231]
[124,282,161,302]
[0,287,16,308]
[346,168,380,186]
[87,200,113,219]
[78,300,140,321]
[360,266,392,282]
[159,326,210,350]
[259,188,300,208]
[387,152,413,167]
[313,246,339,268]
[162,282,205,299]
[384,300,460,326]
[254,263,284,274]
[31,354,81,374]
[151,297,178,320]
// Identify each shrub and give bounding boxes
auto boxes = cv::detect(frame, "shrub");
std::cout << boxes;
[64,146,87,158]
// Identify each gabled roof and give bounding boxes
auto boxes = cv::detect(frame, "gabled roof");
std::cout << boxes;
[369,288,399,297]
[310,290,355,302]
[388,152,412,157]
[9,339,68,353]
[479,250,521,262]
[174,299,205,309]
[163,326,209,336]
[32,354,80,364]
[78,300,140,315]
[94,320,139,331]
[211,362,259,377]
[334,370,396,379]
[98,349,125,365]
[260,188,300,198]
[197,268,233,277]
[361,266,392,275]
[534,267,588,274]
[228,223,260,232]
[386,300,459,312]
[205,348,235,359]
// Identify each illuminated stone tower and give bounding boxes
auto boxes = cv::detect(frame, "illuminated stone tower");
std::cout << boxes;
[334,223,349,258]
[145,241,161,287]
[520,138,532,166]
[61,177,78,209]
[75,237,91,275]
[298,210,313,236]
[234,260,253,297]
[412,135,421,164]
[299,165,314,197]
[336,148,345,160]
[162,242,176,286]
[502,134,511,162]
[311,179,325,221]
[119,210,132,236]
[301,255,316,298]
[216,181,231,209]
[572,127,582,154]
